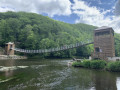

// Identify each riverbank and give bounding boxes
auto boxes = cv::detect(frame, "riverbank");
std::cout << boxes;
[72,60,120,72]
[0,55,27,60]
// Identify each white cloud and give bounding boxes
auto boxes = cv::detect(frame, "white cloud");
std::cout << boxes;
[0,7,14,12]
[0,0,119,33]
[0,0,71,17]
[72,0,120,33]
[115,0,120,16]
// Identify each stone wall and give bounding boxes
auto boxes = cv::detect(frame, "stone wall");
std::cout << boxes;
[108,57,120,61]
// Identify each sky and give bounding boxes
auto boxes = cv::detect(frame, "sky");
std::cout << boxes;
[0,0,120,33]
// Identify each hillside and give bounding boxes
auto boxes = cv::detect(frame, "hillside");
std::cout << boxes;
[0,11,120,58]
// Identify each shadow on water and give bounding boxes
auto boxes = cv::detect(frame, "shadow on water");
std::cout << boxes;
[92,70,118,90]
[0,59,120,90]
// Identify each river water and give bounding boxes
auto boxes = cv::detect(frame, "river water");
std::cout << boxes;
[0,59,120,90]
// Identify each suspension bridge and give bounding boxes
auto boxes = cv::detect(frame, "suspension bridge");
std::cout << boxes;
[11,41,93,54]
[3,26,118,61]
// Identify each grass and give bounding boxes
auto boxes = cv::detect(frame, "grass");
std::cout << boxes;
[106,61,120,72]
[90,60,106,69]
[72,61,83,67]
[72,59,120,72]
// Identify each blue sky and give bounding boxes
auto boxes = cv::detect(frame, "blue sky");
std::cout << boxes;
[53,0,117,23]
[0,0,120,33]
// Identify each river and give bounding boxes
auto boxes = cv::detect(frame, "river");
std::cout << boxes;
[0,59,120,90]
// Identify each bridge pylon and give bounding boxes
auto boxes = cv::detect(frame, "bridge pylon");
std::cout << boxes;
[92,26,115,60]
[5,42,15,55]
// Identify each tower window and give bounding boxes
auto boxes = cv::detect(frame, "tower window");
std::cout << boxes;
[95,47,100,52]
[95,31,110,36]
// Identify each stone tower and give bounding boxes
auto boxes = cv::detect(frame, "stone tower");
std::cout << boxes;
[92,26,115,60]
[5,42,15,55]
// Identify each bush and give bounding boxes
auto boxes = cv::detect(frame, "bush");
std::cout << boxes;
[72,62,83,67]
[72,60,120,72]
[72,60,106,69]
[106,61,120,72]
[90,60,106,69]
[82,60,91,68]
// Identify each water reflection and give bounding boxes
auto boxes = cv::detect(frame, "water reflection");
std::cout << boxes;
[0,60,15,78]
[92,71,117,90]
[117,77,120,90]
[0,59,120,90]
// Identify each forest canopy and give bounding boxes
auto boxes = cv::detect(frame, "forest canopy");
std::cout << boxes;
[0,11,120,58]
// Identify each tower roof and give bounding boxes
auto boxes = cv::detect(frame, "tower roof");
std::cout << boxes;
[95,26,112,30]
[6,42,14,45]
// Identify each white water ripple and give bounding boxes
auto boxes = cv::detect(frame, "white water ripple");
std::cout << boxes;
[0,66,29,72]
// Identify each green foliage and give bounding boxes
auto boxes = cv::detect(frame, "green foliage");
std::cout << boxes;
[76,44,94,58]
[72,62,83,67]
[82,60,91,68]
[114,33,120,56]
[72,60,106,69]
[1,12,120,58]
[73,60,120,72]
[1,11,120,58]
[0,11,97,58]
[106,61,120,72]
[90,60,106,69]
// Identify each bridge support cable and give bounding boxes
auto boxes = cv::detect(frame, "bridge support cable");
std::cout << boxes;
[11,42,93,54]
